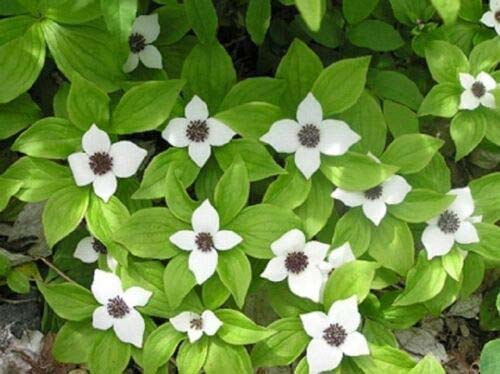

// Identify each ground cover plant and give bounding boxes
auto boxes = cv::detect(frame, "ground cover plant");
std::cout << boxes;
[0,0,499,373]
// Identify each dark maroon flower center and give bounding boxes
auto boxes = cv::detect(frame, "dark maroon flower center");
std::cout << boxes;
[298,124,320,148]
[437,210,460,234]
[495,11,500,22]
[285,251,309,274]
[195,232,214,252]
[323,323,347,347]
[186,120,209,142]
[106,296,130,318]
[471,81,486,98]
[89,152,113,175]
[190,318,203,330]
[129,33,146,53]
[364,185,383,200]
[92,239,107,254]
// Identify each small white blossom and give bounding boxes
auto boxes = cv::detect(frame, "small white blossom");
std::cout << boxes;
[261,229,329,303]
[123,14,163,73]
[91,270,152,348]
[422,187,481,259]
[68,124,147,203]
[170,310,222,343]
[74,236,118,272]
[301,296,369,374]
[459,72,496,110]
[319,242,356,277]
[169,200,243,284]
[260,93,360,179]
[480,0,500,35]
[162,96,236,167]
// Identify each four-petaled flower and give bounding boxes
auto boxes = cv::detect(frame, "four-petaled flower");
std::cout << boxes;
[162,95,236,167]
[319,242,356,278]
[74,235,118,272]
[260,93,360,179]
[261,229,329,302]
[170,310,222,343]
[123,14,163,73]
[459,72,496,110]
[422,187,481,259]
[480,0,500,35]
[169,200,243,284]
[68,124,147,202]
[91,270,152,348]
[300,296,369,374]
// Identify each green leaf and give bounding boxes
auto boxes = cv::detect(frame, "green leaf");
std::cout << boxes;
[469,38,500,75]
[215,309,274,345]
[275,39,323,115]
[37,281,98,321]
[295,0,326,31]
[395,253,447,306]
[0,15,35,46]
[42,0,101,25]
[0,252,10,277]
[67,74,110,131]
[425,41,469,83]
[369,70,423,111]
[202,274,230,309]
[219,77,286,110]
[383,100,419,138]
[0,93,41,140]
[165,166,198,222]
[7,268,30,293]
[250,318,309,368]
[214,102,283,140]
[246,0,271,45]
[480,339,500,374]
[43,185,89,247]
[113,207,187,259]
[111,80,184,134]
[214,139,284,181]
[458,0,483,22]
[362,319,398,348]
[156,2,191,46]
[181,41,235,112]
[295,12,341,49]
[418,83,461,118]
[323,260,378,308]
[312,56,371,115]
[204,337,253,374]
[143,323,185,374]
[450,109,489,160]
[227,204,301,258]
[88,331,131,374]
[42,20,124,92]
[459,252,484,298]
[430,0,460,25]
[100,0,137,45]
[343,0,379,23]
[195,157,223,201]
[0,24,45,103]
[389,189,455,223]
[0,177,23,212]
[53,321,99,363]
[163,253,197,309]
[332,209,372,256]
[267,282,318,318]
[405,153,450,194]
[321,152,398,191]
[12,117,83,159]
[409,354,445,373]
[441,248,464,281]
[177,338,209,374]
[184,0,218,44]
[470,172,500,223]
[355,344,417,372]
[380,134,444,174]
[468,223,500,263]
[214,156,249,225]
[217,248,251,308]
[347,20,404,51]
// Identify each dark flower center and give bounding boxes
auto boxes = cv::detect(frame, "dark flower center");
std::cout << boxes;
[92,239,107,254]
[437,210,460,234]
[364,185,383,200]
[195,232,214,252]
[285,251,309,274]
[89,152,113,175]
[106,296,130,318]
[323,323,347,347]
[471,82,486,98]
[129,33,146,53]
[190,318,203,330]
[298,124,320,148]
[495,11,500,22]
[186,120,209,142]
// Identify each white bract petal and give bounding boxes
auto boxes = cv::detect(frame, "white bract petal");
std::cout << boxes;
[303,241,329,264]
[362,199,387,226]
[260,119,300,153]
[480,11,496,27]
[306,338,343,374]
[331,189,365,207]
[74,236,99,263]
[91,269,123,305]
[477,71,497,90]
[123,287,152,307]
[192,200,220,234]
[341,331,370,356]
[261,257,288,282]
[300,311,330,339]
[206,118,236,146]
[454,221,480,244]
[213,230,242,250]
[288,267,323,302]
[201,310,222,335]
[92,173,117,203]
[82,124,111,155]
[448,187,474,219]
[188,328,204,343]
[162,118,190,147]
[132,14,160,44]
[481,93,496,109]
[170,230,196,251]
[188,142,211,167]
[170,311,195,332]
[328,243,356,269]
[421,224,455,259]
[123,53,140,73]
[297,93,323,126]
[459,90,480,110]
[92,306,114,330]
[113,309,145,348]
[382,175,412,205]
[189,249,218,284]
[68,152,95,186]
[110,141,147,178]
[139,45,163,69]
[459,73,475,89]
[319,119,361,156]
[185,95,209,121]
[328,296,360,333]
[294,146,321,179]
[270,229,306,256]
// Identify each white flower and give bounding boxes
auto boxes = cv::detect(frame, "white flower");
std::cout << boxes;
[91,270,152,348]
[422,187,482,259]
[319,242,356,277]
[331,171,412,226]
[170,310,222,343]
[459,72,496,110]
[300,296,369,374]
[261,229,329,303]
[68,124,147,203]
[260,93,360,179]
[74,236,118,272]
[169,200,243,284]
[123,14,163,73]
[480,0,500,35]
[162,96,236,167]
